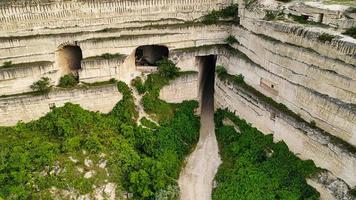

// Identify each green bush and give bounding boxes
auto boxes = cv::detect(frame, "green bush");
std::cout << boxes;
[343,26,356,38]
[213,109,320,200]
[349,188,356,198]
[264,11,284,21]
[318,33,335,43]
[58,74,78,88]
[157,58,180,79]
[202,4,238,24]
[131,76,146,94]
[224,35,238,45]
[140,117,158,129]
[0,92,200,199]
[30,77,53,95]
[1,61,12,68]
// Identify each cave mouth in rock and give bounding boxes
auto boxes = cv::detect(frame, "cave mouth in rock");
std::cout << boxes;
[57,45,83,76]
[197,55,217,115]
[135,45,169,66]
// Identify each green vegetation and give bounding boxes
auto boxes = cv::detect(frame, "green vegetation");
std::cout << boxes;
[140,117,158,129]
[131,76,146,94]
[0,80,200,199]
[141,58,180,122]
[264,11,284,21]
[30,77,53,95]
[84,53,125,61]
[350,188,356,198]
[202,4,238,25]
[213,109,320,200]
[288,14,310,24]
[224,35,238,45]
[0,61,12,68]
[58,74,78,88]
[318,33,336,43]
[82,78,117,87]
[157,58,180,79]
[343,26,356,39]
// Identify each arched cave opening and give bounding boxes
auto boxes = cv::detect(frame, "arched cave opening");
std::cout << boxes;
[197,55,217,115]
[135,45,169,66]
[57,45,83,77]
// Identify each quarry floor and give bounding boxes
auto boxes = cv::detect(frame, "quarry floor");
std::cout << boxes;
[178,107,221,200]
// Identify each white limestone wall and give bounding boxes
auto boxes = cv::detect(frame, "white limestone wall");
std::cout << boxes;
[0,0,232,36]
[0,62,60,96]
[0,25,229,95]
[215,79,356,188]
[231,26,356,104]
[0,84,122,126]
[159,73,198,103]
[79,57,125,83]
[239,6,356,66]
[222,53,356,147]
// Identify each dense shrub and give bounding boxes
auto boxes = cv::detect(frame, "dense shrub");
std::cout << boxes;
[318,33,335,42]
[157,58,180,79]
[0,80,200,199]
[202,4,238,24]
[58,74,78,88]
[213,109,320,200]
[343,26,356,38]
[141,58,182,121]
[30,77,53,94]
[140,117,158,129]
[131,76,146,94]
[1,61,12,68]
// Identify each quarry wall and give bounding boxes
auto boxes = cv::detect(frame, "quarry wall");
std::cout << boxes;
[159,73,199,103]
[0,84,121,125]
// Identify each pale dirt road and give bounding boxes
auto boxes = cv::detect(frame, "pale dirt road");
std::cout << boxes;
[178,109,221,200]
[178,56,221,200]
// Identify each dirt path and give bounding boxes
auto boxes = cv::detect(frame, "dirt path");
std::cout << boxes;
[178,109,221,200]
[178,55,221,200]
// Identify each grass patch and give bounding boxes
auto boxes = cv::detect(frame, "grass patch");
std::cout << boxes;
[343,26,356,39]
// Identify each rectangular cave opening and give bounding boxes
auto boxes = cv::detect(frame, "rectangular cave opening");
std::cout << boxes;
[197,55,217,115]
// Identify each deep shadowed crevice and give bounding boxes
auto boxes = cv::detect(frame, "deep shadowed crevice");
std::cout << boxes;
[198,55,217,115]
[57,45,83,76]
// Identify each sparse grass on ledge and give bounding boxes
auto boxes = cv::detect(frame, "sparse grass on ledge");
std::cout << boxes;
[317,33,336,43]
[343,26,356,39]
[83,53,126,61]
[202,4,238,25]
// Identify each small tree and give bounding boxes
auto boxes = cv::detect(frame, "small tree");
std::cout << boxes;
[58,74,78,88]
[30,77,53,94]
[156,58,180,79]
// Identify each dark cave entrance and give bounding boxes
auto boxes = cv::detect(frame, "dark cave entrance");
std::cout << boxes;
[57,45,83,77]
[135,45,169,66]
[197,55,217,114]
